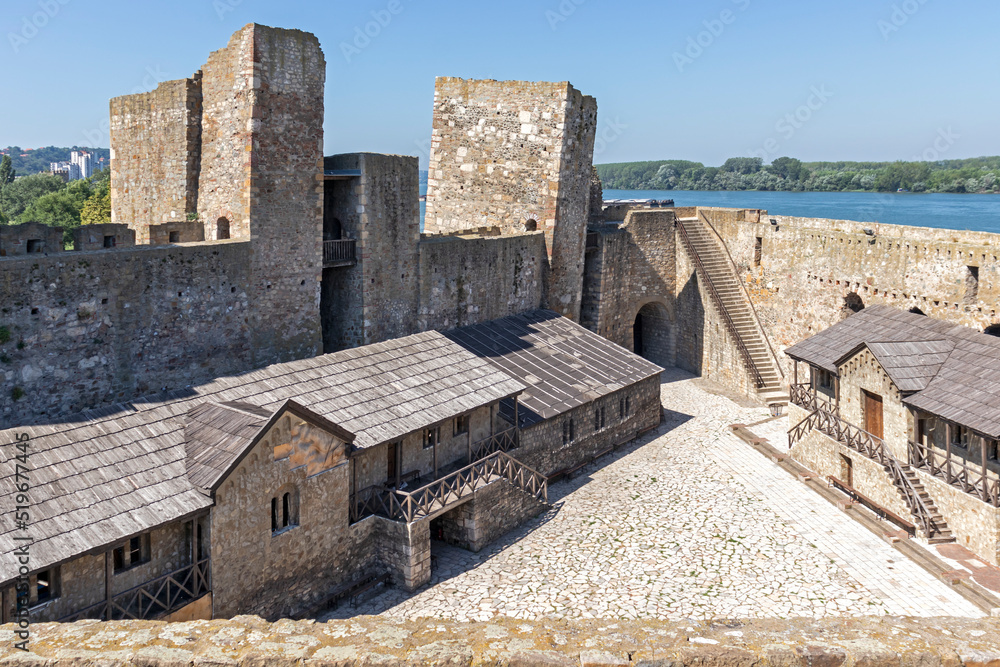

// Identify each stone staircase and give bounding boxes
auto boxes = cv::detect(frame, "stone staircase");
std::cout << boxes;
[676,215,788,407]
[896,463,955,544]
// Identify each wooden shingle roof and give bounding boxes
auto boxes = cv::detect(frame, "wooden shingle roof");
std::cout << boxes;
[0,330,525,583]
[444,310,664,427]
[785,305,1000,439]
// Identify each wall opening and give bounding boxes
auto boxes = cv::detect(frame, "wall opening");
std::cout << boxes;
[908,307,926,316]
[168,231,181,244]
[523,219,537,232]
[103,235,117,248]
[26,239,42,253]
[753,237,762,266]
[964,266,979,304]
[325,217,343,241]
[985,323,1000,338]
[632,302,672,367]
[216,217,231,240]
[844,292,865,313]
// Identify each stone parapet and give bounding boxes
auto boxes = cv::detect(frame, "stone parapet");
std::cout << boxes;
[3,616,1000,665]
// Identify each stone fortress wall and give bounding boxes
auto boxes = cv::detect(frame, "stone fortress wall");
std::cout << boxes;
[5,22,1000,430]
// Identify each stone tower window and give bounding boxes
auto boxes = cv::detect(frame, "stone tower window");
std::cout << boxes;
[524,219,538,232]
[844,292,865,313]
[216,217,231,240]
[103,235,116,248]
[26,239,42,253]
[964,266,979,304]
[754,237,762,266]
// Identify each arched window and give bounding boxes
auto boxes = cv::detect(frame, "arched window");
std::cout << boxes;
[271,486,299,534]
[844,292,865,313]
[524,219,538,232]
[216,217,230,240]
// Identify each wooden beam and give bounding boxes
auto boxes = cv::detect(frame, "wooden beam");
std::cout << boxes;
[945,422,953,484]
[794,360,798,386]
[104,550,113,621]
[433,429,438,481]
[982,434,989,499]
[395,441,402,488]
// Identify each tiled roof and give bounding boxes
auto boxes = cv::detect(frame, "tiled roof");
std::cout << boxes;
[785,305,1000,439]
[0,330,525,583]
[445,310,664,427]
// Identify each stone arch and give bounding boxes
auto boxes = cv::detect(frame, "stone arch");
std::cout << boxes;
[523,219,538,232]
[325,217,343,240]
[985,323,1000,337]
[632,300,672,367]
[216,217,230,240]
[844,292,865,314]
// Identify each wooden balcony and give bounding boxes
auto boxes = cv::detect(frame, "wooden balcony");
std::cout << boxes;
[350,449,546,524]
[323,239,357,268]
[909,439,1000,507]
[57,558,210,622]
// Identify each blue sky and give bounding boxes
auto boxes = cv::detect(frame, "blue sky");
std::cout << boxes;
[2,0,998,168]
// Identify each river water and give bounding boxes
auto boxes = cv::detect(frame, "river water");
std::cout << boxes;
[420,187,1000,235]
[605,189,1000,235]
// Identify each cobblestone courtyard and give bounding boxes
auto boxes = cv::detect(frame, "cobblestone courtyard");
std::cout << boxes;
[323,369,982,622]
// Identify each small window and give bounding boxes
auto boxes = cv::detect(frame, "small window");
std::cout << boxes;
[951,425,968,450]
[600,407,606,429]
[33,568,59,605]
[423,427,440,449]
[562,419,575,445]
[271,488,299,534]
[524,219,538,232]
[216,217,231,240]
[753,237,762,266]
[454,415,470,437]
[112,533,149,573]
[816,369,833,391]
[989,440,998,462]
[168,231,181,243]
[103,235,116,248]
[619,397,626,420]
[26,239,43,253]
[594,408,600,432]
[625,396,632,417]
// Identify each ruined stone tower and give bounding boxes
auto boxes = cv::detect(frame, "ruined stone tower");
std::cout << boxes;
[109,24,326,367]
[424,78,598,321]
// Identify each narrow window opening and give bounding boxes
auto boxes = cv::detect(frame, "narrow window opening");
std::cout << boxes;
[524,219,538,232]
[271,497,278,532]
[282,493,290,528]
[454,415,469,437]
[103,235,116,248]
[753,237,762,266]
[965,266,980,304]
[26,239,42,253]
[216,217,231,240]
[168,231,181,243]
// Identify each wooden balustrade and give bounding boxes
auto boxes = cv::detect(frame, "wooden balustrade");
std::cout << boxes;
[323,239,356,267]
[909,440,1000,507]
[790,384,837,414]
[470,427,518,461]
[350,450,547,524]
[58,558,210,623]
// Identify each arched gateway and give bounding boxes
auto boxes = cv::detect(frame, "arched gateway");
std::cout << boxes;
[632,301,671,367]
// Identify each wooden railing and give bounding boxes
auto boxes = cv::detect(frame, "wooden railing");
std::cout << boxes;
[790,384,837,414]
[58,558,210,623]
[323,239,356,266]
[909,440,1000,507]
[829,475,916,536]
[788,407,890,465]
[470,427,518,461]
[697,210,785,383]
[788,408,942,537]
[675,218,766,389]
[350,451,547,524]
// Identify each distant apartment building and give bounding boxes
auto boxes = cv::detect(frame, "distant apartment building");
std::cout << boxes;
[49,151,94,182]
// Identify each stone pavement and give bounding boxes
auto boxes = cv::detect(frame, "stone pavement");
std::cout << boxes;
[321,368,982,622]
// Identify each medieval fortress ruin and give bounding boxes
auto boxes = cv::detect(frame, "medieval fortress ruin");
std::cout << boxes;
[2,23,1000,632]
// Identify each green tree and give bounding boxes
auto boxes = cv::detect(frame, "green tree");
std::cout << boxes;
[0,173,65,220]
[0,154,15,222]
[17,179,93,243]
[80,189,111,226]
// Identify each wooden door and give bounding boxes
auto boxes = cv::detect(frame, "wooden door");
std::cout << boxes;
[864,390,884,440]
[387,442,397,487]
[841,454,854,488]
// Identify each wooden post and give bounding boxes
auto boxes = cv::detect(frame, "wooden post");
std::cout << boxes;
[104,550,113,621]
[467,426,472,464]
[1,586,9,624]
[433,429,438,480]
[514,396,519,439]
[190,519,196,566]
[982,434,989,499]
[395,441,402,488]
[834,375,840,414]
[793,360,798,386]
[945,422,953,484]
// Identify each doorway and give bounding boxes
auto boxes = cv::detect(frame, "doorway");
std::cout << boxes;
[863,390,884,439]
[386,442,398,487]
[840,454,854,488]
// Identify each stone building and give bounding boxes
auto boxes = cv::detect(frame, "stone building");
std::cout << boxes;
[785,305,1000,565]
[0,310,661,622]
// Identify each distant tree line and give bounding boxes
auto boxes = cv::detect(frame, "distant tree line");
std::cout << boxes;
[0,155,112,244]
[1,146,111,176]
[596,156,1000,194]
